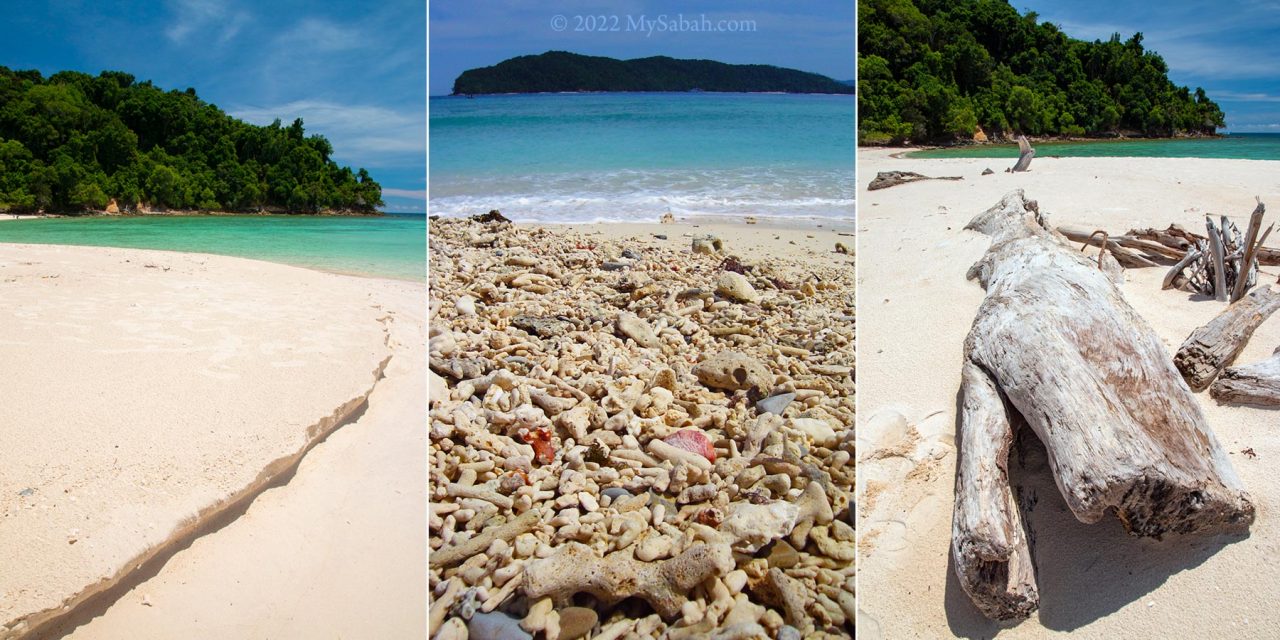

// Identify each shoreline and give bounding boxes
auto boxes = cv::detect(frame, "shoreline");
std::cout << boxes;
[429,213,857,233]
[0,244,426,638]
[0,240,423,284]
[857,148,1280,638]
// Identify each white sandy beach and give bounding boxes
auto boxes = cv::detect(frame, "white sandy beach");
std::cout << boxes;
[0,245,425,639]
[856,148,1280,638]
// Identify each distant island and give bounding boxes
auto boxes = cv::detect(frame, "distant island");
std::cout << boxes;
[0,68,382,214]
[452,51,856,95]
[858,0,1225,145]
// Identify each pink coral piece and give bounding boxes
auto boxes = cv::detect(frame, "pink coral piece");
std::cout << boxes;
[663,429,716,462]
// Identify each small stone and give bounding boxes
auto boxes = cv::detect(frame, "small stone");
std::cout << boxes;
[579,492,599,512]
[716,271,758,303]
[777,625,802,640]
[621,248,641,260]
[601,261,629,271]
[558,607,598,640]
[601,487,632,502]
[835,242,850,255]
[512,315,566,338]
[617,312,661,348]
[694,351,773,392]
[654,234,668,240]
[721,501,800,553]
[661,212,675,224]
[756,392,796,415]
[692,236,723,255]
[982,167,995,175]
[790,417,839,448]
[767,540,801,569]
[469,612,531,640]
[436,617,468,640]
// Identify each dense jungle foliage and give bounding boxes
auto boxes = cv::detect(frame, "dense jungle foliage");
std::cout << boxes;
[0,68,382,213]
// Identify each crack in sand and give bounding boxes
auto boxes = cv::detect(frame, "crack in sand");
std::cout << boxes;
[5,326,396,640]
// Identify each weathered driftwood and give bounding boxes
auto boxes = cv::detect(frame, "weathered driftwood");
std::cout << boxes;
[954,360,1037,620]
[1210,346,1280,406]
[1009,136,1035,172]
[1058,225,1160,268]
[1175,285,1280,391]
[1206,217,1230,301]
[1163,248,1201,290]
[1132,223,1280,266]
[955,190,1255,621]
[1231,201,1268,303]
[866,170,963,191]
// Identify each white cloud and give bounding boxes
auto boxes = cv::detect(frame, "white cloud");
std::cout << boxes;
[1211,91,1280,103]
[229,100,425,161]
[274,18,364,52]
[166,0,250,45]
[383,188,427,199]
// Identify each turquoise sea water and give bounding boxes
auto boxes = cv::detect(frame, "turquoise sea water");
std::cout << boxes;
[908,133,1280,160]
[429,93,856,223]
[0,213,426,281]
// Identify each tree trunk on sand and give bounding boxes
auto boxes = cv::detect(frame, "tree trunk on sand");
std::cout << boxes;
[1175,285,1280,391]
[1211,347,1280,406]
[954,190,1255,621]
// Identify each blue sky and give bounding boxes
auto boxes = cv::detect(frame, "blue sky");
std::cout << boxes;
[429,1,856,97]
[0,0,426,210]
[1019,0,1280,133]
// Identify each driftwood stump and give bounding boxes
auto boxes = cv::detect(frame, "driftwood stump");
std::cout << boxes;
[1211,346,1280,406]
[1009,136,1035,172]
[1176,286,1280,391]
[954,190,1255,621]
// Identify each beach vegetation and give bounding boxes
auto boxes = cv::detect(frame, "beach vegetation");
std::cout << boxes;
[0,68,383,213]
[858,0,1227,144]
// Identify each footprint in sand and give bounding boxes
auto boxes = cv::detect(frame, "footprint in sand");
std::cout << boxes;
[858,408,956,558]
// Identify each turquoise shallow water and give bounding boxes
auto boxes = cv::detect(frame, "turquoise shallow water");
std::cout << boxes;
[0,213,426,281]
[908,133,1280,160]
[430,93,856,223]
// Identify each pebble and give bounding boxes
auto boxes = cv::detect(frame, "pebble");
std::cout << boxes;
[777,625,802,640]
[692,236,722,255]
[791,417,839,448]
[601,261,629,271]
[468,612,531,640]
[716,271,759,303]
[622,248,641,260]
[756,392,796,415]
[557,607,598,640]
[767,540,801,569]
[617,312,662,348]
[601,487,632,502]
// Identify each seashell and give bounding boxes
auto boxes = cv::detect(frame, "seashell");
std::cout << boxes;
[663,429,716,463]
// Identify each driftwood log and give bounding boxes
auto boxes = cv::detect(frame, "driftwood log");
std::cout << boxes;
[866,170,963,191]
[954,190,1255,621]
[1211,346,1280,406]
[1175,285,1280,391]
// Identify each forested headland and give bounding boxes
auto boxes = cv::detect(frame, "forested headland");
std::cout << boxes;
[452,51,856,95]
[858,0,1226,145]
[0,68,382,214]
